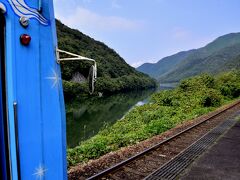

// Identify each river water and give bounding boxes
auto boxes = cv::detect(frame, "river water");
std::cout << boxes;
[66,84,175,148]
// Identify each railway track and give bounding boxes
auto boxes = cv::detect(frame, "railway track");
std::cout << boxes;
[87,100,240,180]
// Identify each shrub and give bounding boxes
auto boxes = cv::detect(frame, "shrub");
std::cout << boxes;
[199,89,223,107]
[67,71,240,167]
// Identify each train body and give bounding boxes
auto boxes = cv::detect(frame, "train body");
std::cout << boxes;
[0,0,67,179]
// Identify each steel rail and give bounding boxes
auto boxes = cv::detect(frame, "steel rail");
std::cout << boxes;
[145,115,239,180]
[87,100,240,180]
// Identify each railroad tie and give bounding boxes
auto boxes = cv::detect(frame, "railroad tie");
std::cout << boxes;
[144,112,240,180]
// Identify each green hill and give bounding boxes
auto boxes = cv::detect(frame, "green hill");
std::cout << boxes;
[137,50,195,78]
[222,54,240,71]
[160,42,240,82]
[137,33,240,83]
[56,20,156,99]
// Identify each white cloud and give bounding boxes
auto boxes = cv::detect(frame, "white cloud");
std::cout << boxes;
[82,0,92,3]
[131,61,144,68]
[172,27,191,40]
[131,60,156,68]
[56,7,142,32]
[111,0,121,9]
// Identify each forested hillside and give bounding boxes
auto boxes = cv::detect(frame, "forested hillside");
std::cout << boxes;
[137,50,195,78]
[56,20,156,99]
[160,42,240,82]
[137,33,240,83]
[222,54,240,71]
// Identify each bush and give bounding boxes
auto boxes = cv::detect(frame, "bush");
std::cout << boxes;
[63,80,89,100]
[216,71,240,98]
[63,74,157,102]
[199,89,223,107]
[67,71,240,167]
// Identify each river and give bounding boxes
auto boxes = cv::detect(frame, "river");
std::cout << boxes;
[66,84,175,148]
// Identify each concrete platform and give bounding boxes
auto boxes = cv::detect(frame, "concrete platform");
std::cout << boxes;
[180,121,240,180]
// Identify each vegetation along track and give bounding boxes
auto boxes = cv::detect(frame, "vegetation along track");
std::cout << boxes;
[87,100,240,180]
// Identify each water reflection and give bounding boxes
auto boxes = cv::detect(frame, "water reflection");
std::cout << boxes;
[66,89,155,148]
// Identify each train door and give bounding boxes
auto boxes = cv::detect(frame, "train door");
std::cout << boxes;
[0,14,9,180]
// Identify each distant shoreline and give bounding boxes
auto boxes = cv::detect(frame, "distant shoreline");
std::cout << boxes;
[159,82,178,89]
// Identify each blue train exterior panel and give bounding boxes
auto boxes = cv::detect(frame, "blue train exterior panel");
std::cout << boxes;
[0,0,67,179]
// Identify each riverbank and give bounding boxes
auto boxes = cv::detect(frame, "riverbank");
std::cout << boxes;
[67,71,240,167]
[66,89,156,148]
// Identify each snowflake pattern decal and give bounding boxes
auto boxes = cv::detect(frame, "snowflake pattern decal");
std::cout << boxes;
[33,164,47,180]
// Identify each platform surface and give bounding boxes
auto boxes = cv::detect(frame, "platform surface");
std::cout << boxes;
[180,121,240,180]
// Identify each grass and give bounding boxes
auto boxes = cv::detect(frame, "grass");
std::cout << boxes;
[67,71,240,167]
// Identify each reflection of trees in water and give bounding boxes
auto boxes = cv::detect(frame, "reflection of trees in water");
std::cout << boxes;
[66,89,155,148]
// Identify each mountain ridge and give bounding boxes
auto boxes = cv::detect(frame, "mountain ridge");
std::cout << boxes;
[137,32,240,82]
[137,50,195,79]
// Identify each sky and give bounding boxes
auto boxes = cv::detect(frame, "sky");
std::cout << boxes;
[53,0,240,67]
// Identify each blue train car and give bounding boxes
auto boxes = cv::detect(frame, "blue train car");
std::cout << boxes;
[0,0,68,179]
